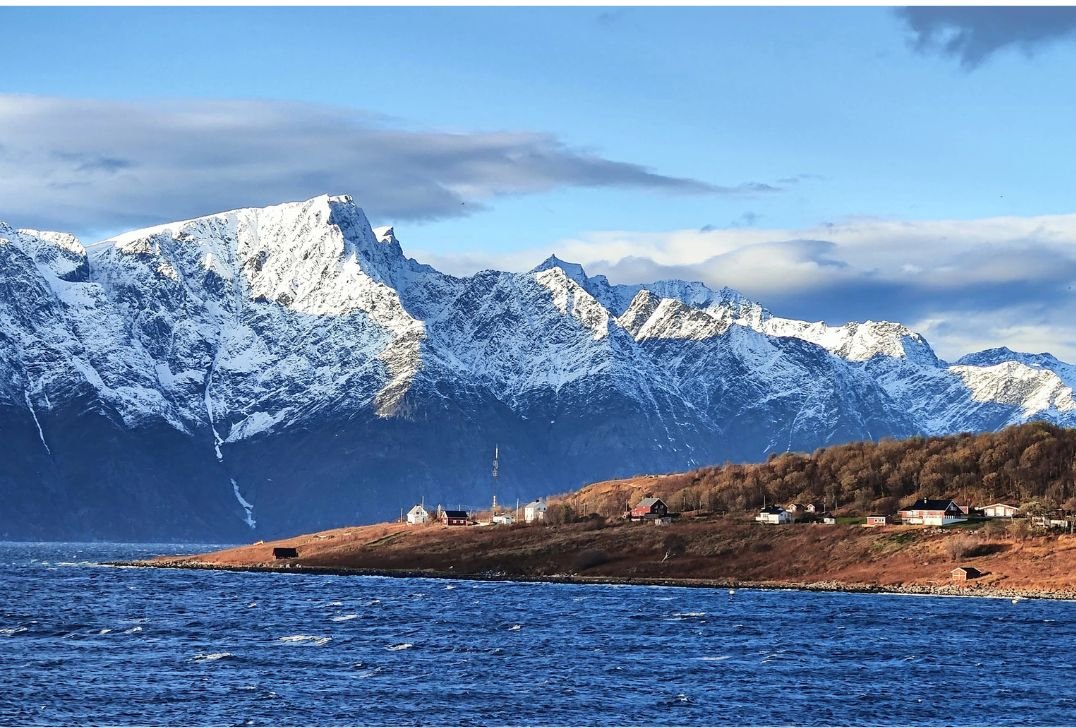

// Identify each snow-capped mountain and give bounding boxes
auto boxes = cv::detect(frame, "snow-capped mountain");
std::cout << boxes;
[2,194,1074,539]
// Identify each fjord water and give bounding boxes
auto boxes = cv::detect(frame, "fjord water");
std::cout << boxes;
[1,543,1074,726]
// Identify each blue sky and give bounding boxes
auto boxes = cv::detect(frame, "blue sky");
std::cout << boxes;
[3,6,1076,359]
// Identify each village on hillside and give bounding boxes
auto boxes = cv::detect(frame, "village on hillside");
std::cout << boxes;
[373,488,1076,586]
[397,491,1076,534]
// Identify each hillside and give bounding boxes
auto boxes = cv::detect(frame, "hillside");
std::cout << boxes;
[6,195,1076,539]
[131,423,1076,599]
[140,513,1076,600]
[560,422,1076,520]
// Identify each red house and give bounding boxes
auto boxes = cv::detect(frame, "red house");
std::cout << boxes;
[631,497,669,520]
[440,509,470,526]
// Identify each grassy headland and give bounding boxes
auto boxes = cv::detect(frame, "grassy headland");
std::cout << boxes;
[135,423,1076,599]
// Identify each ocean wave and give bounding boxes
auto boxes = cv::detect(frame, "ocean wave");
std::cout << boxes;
[330,614,358,622]
[123,626,143,634]
[386,642,413,651]
[698,655,731,661]
[0,626,27,636]
[192,652,233,662]
[278,634,332,646]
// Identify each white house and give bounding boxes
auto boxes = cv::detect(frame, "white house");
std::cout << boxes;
[981,503,1019,519]
[524,499,547,523]
[406,504,430,525]
[898,498,966,526]
[492,513,514,526]
[756,506,790,525]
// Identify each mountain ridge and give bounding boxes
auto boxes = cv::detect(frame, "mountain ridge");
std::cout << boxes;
[2,194,1074,540]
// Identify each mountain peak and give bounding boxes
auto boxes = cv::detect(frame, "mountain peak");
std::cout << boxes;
[372,225,398,245]
[531,254,589,284]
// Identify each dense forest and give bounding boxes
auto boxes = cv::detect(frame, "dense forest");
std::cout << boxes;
[565,422,1076,519]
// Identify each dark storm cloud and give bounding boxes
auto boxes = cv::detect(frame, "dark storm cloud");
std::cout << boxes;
[897,7,1076,68]
[0,95,761,235]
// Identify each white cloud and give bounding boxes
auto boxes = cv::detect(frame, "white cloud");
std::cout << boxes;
[412,212,1076,361]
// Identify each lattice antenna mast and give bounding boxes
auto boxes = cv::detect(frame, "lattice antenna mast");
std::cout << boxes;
[490,445,500,516]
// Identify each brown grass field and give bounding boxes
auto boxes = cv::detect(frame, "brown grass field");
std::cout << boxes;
[146,514,1076,598]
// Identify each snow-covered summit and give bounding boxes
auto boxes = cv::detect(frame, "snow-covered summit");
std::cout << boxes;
[531,254,589,284]
[5,193,1076,539]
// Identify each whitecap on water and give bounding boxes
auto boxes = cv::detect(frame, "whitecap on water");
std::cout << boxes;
[508,624,522,631]
[123,626,143,634]
[444,585,456,590]
[386,642,413,651]
[698,655,731,662]
[0,627,27,636]
[278,634,332,646]
[98,628,112,635]
[330,614,358,623]
[325,601,343,607]
[192,652,233,662]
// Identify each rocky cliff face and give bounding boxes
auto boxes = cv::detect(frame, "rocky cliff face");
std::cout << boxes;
[2,195,1074,540]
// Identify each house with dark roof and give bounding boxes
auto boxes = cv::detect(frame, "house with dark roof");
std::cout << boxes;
[898,498,966,526]
[440,509,470,526]
[755,505,790,525]
[631,497,668,520]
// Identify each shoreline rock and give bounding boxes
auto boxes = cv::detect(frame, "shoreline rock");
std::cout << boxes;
[109,560,1076,602]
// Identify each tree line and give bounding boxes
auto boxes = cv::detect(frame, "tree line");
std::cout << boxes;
[564,422,1076,518]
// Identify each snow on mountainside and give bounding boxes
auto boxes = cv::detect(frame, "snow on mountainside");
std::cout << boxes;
[2,194,1074,539]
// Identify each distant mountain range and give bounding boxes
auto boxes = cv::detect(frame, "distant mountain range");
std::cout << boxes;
[3,194,1075,539]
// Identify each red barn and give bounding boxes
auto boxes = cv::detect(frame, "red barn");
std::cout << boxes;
[631,497,669,520]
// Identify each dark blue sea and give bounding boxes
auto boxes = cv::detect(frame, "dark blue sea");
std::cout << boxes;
[1,542,1075,726]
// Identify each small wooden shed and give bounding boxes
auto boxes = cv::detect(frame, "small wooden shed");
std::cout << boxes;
[952,566,982,582]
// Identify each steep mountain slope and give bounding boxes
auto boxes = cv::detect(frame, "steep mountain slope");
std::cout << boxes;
[1,195,1073,539]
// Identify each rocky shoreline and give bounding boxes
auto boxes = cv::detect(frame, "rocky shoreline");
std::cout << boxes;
[112,559,1076,602]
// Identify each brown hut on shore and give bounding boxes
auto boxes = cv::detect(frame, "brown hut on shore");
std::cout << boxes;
[952,566,982,582]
